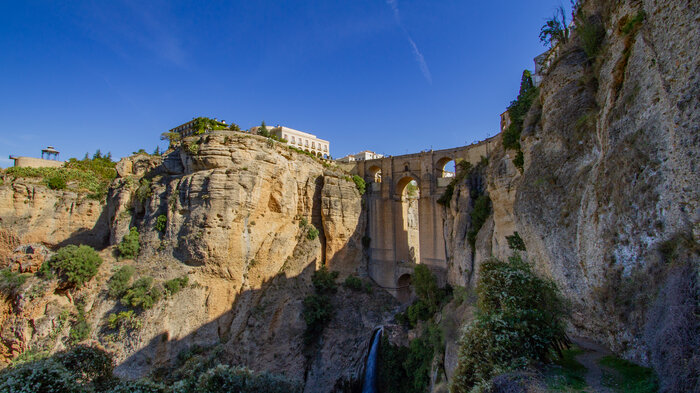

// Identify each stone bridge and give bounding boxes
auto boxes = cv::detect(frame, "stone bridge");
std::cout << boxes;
[343,136,498,301]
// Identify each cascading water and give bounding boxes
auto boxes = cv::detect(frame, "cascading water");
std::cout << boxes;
[361,327,383,393]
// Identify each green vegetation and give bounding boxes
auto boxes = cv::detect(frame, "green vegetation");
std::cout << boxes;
[621,10,645,35]
[451,255,568,392]
[306,225,319,241]
[502,71,538,171]
[352,174,366,195]
[378,322,443,393]
[121,277,163,310]
[539,6,569,47]
[545,347,587,391]
[155,214,167,233]
[599,355,658,393]
[467,194,491,250]
[396,265,450,327]
[437,160,473,206]
[343,275,372,294]
[506,231,527,251]
[160,131,181,148]
[107,310,142,331]
[302,267,338,344]
[0,345,299,393]
[47,175,67,190]
[69,302,91,345]
[118,227,140,260]
[256,120,270,137]
[192,365,301,393]
[164,276,189,296]
[0,346,113,393]
[0,269,29,295]
[192,117,229,134]
[136,178,152,202]
[107,265,135,299]
[4,152,117,200]
[39,245,102,289]
[575,13,606,61]
[343,275,363,291]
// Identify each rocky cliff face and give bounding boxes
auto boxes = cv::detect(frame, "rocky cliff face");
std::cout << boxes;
[0,132,393,392]
[442,0,698,389]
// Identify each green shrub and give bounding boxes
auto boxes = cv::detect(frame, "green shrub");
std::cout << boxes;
[155,214,167,233]
[47,175,67,190]
[621,10,645,35]
[378,322,443,393]
[136,178,152,203]
[352,175,366,195]
[302,267,338,344]
[106,380,167,393]
[0,345,114,393]
[121,277,162,310]
[467,194,491,249]
[69,302,91,344]
[6,152,116,200]
[194,364,301,393]
[599,355,658,393]
[575,13,606,61]
[108,265,135,299]
[40,245,102,288]
[451,255,568,392]
[512,150,524,171]
[306,225,319,241]
[54,345,114,388]
[164,276,189,296]
[0,269,29,295]
[311,267,339,294]
[506,232,526,251]
[0,359,82,393]
[343,275,363,291]
[118,227,140,260]
[107,310,142,331]
[299,217,308,228]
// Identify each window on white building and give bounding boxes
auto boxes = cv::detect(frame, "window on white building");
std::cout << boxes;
[312,142,315,148]
[305,140,309,147]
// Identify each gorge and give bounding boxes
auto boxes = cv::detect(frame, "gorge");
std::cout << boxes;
[0,0,698,392]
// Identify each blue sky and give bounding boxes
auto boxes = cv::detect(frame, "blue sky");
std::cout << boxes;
[0,1,570,166]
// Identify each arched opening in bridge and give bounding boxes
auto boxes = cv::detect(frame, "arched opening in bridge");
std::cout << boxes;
[396,176,420,265]
[437,157,456,178]
[368,165,382,183]
[396,273,412,303]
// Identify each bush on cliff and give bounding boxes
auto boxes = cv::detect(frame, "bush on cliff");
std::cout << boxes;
[39,245,102,289]
[302,267,338,344]
[451,255,568,392]
[108,265,135,299]
[118,227,140,260]
[121,276,163,310]
[0,346,114,393]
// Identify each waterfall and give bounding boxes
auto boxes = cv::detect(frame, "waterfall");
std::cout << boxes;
[362,327,383,393]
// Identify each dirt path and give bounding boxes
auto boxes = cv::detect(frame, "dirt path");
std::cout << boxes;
[571,337,613,393]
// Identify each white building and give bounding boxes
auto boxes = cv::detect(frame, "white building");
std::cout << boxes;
[252,125,330,159]
[337,150,384,163]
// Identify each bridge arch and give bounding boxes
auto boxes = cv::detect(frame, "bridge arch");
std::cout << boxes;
[368,165,382,183]
[436,156,456,178]
[395,175,421,265]
[397,273,412,303]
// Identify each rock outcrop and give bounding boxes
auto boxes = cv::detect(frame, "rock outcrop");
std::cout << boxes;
[442,0,699,390]
[0,132,389,392]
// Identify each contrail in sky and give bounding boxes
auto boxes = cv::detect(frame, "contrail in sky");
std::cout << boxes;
[386,0,432,84]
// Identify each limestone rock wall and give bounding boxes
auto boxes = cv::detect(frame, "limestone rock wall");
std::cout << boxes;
[442,0,698,389]
[0,180,108,249]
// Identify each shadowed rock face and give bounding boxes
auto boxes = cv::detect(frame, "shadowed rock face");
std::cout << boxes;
[0,132,392,392]
[443,0,698,390]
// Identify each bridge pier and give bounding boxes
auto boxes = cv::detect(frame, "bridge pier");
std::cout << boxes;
[349,137,498,300]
